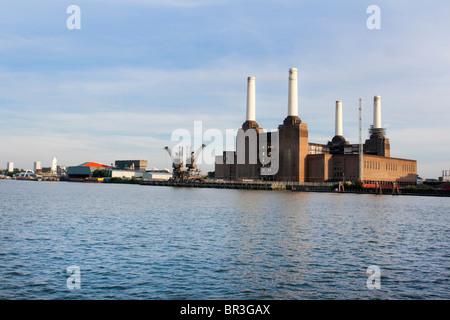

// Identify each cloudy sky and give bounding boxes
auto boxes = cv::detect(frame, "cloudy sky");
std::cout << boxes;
[0,0,449,178]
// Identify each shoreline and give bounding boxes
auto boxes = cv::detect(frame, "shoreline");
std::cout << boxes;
[2,178,449,197]
[139,180,450,197]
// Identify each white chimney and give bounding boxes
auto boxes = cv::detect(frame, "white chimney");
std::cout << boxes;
[373,96,381,129]
[335,100,343,136]
[288,68,298,117]
[246,76,256,121]
[51,156,57,174]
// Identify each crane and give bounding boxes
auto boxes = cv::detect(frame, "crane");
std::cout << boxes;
[164,146,183,168]
[186,143,207,172]
[164,143,209,182]
[164,146,188,182]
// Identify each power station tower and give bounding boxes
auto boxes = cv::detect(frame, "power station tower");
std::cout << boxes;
[359,99,363,181]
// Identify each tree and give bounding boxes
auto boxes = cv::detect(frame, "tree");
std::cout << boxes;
[92,169,110,178]
[355,179,364,189]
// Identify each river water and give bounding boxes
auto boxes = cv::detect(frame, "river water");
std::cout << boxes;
[0,180,448,300]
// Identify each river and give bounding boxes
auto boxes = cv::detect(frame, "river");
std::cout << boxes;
[0,180,448,299]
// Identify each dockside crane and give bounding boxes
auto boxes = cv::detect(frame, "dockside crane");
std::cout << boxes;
[164,146,188,182]
[186,143,207,173]
[164,143,209,182]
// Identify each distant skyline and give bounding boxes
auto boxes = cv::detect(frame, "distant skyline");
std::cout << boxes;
[1,1,449,178]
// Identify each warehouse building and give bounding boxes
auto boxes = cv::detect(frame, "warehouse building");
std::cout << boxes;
[67,162,112,178]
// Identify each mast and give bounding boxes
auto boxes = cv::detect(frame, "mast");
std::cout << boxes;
[359,98,363,181]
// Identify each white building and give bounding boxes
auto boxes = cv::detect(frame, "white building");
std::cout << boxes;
[108,169,144,179]
[34,161,42,171]
[7,162,14,172]
[142,169,171,181]
[443,170,450,182]
[51,157,57,174]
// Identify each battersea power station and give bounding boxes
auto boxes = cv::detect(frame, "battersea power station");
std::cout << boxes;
[214,68,417,186]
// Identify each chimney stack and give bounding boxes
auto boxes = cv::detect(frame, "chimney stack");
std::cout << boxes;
[335,100,343,136]
[288,68,298,117]
[246,76,256,121]
[373,95,381,129]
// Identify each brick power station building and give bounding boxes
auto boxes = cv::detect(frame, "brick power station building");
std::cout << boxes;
[215,68,417,186]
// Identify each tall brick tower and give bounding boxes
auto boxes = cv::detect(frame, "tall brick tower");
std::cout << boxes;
[236,76,263,179]
[276,68,309,182]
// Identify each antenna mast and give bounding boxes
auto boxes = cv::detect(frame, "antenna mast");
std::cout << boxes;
[359,99,363,181]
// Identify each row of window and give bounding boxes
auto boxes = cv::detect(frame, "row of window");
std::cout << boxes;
[364,161,414,172]
[387,163,398,171]
[364,161,380,170]
[402,164,415,172]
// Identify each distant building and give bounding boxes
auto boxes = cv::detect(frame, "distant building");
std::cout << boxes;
[115,160,148,171]
[34,161,42,172]
[108,169,143,179]
[142,169,171,181]
[51,157,57,174]
[443,170,450,182]
[7,162,14,172]
[67,162,112,179]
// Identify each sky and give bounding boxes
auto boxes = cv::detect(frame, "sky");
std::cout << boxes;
[0,0,449,178]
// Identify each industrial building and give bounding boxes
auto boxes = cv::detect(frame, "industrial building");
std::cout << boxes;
[66,160,170,180]
[142,168,172,181]
[67,161,147,179]
[33,161,42,172]
[443,170,450,182]
[67,162,112,178]
[115,160,148,171]
[215,68,417,186]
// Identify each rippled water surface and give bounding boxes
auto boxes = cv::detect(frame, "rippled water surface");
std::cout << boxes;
[0,180,448,299]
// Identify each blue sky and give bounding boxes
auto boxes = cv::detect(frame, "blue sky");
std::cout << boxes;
[0,0,449,178]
